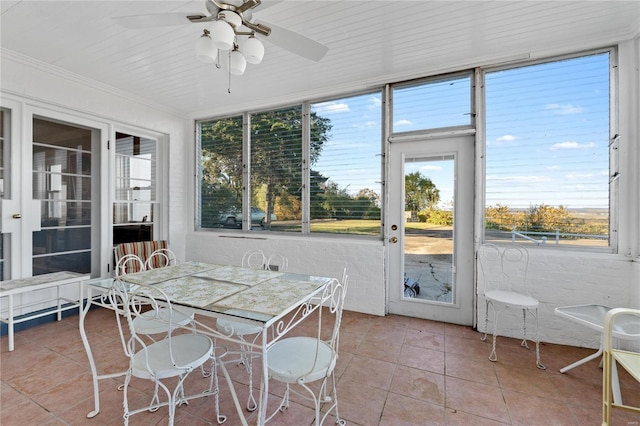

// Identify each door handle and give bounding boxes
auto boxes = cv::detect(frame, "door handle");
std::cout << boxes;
[390,237,398,243]
[12,214,22,219]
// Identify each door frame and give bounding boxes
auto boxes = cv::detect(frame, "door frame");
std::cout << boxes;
[386,132,476,325]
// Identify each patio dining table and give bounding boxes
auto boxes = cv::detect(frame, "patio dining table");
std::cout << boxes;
[79,261,334,426]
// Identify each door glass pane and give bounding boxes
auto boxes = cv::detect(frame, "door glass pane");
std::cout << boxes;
[404,156,455,303]
[32,117,92,275]
[113,132,157,244]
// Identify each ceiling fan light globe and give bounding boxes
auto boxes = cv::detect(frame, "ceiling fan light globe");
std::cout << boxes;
[195,34,218,63]
[210,19,235,50]
[229,50,247,75]
[240,36,264,64]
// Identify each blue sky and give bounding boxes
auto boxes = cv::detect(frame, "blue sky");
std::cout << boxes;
[311,52,610,211]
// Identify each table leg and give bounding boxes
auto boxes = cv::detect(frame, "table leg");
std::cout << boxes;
[8,294,14,352]
[258,326,269,425]
[79,286,101,418]
[560,345,603,373]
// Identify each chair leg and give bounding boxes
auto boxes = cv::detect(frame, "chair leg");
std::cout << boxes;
[481,299,490,342]
[489,309,499,362]
[520,308,530,350]
[533,308,545,369]
[602,350,613,425]
[241,343,257,412]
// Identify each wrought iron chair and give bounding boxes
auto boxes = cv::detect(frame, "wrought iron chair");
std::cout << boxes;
[602,308,640,425]
[107,280,226,425]
[265,272,349,425]
[144,247,178,270]
[479,243,545,369]
[266,253,288,271]
[115,253,145,277]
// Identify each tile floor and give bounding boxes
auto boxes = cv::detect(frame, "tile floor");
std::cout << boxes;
[1,308,639,425]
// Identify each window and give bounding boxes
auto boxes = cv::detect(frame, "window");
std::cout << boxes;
[251,106,303,232]
[113,132,158,244]
[197,115,243,229]
[484,52,612,248]
[196,92,383,236]
[310,93,382,234]
[392,74,472,133]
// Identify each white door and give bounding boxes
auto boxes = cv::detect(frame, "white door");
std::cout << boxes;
[0,103,107,279]
[388,135,475,325]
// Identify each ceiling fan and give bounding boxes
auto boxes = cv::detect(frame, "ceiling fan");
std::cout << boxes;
[113,0,328,63]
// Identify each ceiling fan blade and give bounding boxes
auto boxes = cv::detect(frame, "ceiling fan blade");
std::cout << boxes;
[113,13,199,29]
[257,20,328,62]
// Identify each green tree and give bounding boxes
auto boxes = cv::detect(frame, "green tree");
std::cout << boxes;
[199,109,332,228]
[405,172,440,215]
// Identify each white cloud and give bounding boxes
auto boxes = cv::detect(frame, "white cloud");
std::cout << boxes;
[546,103,584,115]
[394,119,412,126]
[421,165,443,172]
[549,141,596,151]
[369,96,382,108]
[313,101,350,114]
[493,134,518,145]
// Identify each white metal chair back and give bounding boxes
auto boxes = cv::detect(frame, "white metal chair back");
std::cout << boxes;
[479,243,530,295]
[115,254,145,277]
[145,248,178,270]
[266,253,288,272]
[242,249,267,270]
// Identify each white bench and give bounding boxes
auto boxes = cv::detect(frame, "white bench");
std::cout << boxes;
[0,271,90,351]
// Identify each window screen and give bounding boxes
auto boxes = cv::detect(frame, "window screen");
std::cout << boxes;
[484,53,611,247]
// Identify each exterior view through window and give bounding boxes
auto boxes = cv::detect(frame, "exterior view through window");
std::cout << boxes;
[484,52,612,248]
[113,132,158,244]
[197,92,382,235]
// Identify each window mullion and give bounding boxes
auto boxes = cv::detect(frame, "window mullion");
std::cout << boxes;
[242,112,251,231]
[302,102,310,235]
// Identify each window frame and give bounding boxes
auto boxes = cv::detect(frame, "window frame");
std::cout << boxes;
[195,89,385,238]
[479,47,618,252]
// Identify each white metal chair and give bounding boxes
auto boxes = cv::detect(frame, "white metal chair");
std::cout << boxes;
[216,248,270,411]
[115,253,145,277]
[126,248,194,336]
[602,308,640,425]
[145,248,178,270]
[266,253,288,271]
[265,273,349,425]
[479,244,545,369]
[242,248,268,270]
[107,280,226,425]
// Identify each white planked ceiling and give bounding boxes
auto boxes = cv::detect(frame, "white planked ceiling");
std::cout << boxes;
[1,1,639,119]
